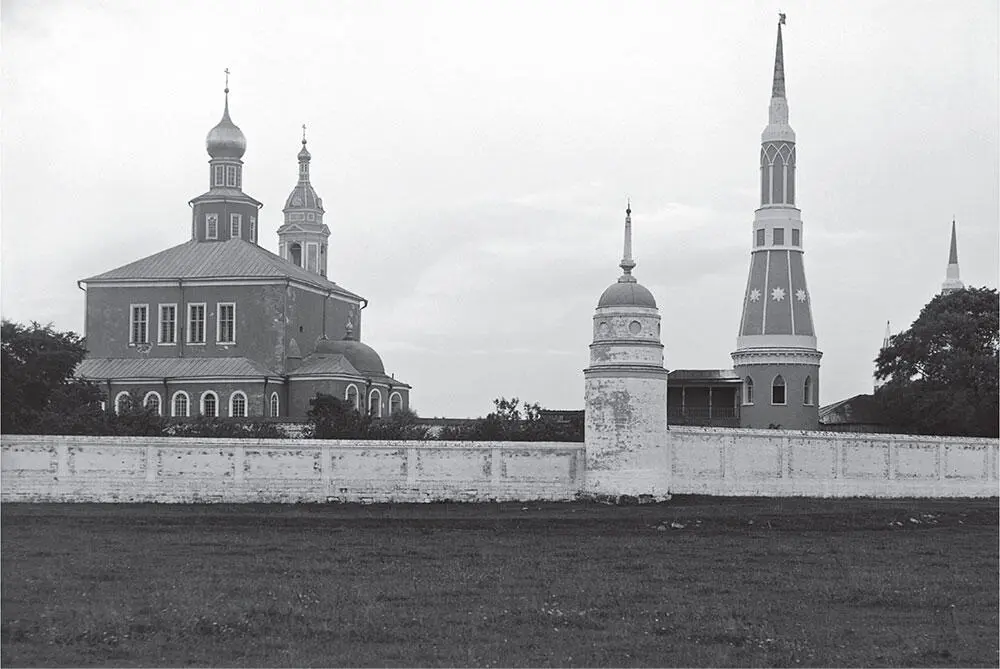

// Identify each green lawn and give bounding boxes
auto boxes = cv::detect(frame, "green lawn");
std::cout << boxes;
[2,498,997,667]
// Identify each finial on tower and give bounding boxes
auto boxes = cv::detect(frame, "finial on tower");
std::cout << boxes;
[948,217,958,265]
[941,218,964,295]
[223,68,232,118]
[302,123,307,146]
[882,320,891,350]
[619,199,637,281]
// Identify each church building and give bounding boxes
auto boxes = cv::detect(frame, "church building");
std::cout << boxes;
[76,80,410,419]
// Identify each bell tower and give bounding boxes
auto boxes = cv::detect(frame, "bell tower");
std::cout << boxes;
[732,15,822,430]
[277,125,331,277]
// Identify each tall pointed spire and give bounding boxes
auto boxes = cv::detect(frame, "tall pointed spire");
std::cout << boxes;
[619,199,636,281]
[772,14,786,99]
[882,320,891,350]
[942,218,964,294]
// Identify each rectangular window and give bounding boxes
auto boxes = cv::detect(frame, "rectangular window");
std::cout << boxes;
[206,214,218,239]
[226,165,237,187]
[217,303,236,344]
[214,165,225,186]
[158,304,177,344]
[772,228,785,245]
[249,216,256,243]
[187,303,206,344]
[755,229,766,247]
[792,228,801,246]
[230,213,241,239]
[129,304,149,345]
[307,243,318,272]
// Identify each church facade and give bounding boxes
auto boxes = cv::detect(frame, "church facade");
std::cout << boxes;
[76,83,409,419]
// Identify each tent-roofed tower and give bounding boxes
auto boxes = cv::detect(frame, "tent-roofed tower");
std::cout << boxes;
[941,219,964,295]
[189,70,263,244]
[277,125,331,277]
[732,15,822,430]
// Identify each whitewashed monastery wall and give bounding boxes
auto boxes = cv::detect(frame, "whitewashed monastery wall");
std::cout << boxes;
[2,428,997,503]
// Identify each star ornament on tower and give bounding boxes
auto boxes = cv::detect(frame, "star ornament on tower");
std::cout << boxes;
[796,289,807,302]
[771,287,786,301]
[749,288,761,302]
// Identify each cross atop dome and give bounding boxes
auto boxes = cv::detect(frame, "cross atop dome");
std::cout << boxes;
[619,199,636,281]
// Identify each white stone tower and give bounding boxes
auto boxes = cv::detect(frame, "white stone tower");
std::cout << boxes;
[584,203,669,497]
[732,15,822,430]
[941,219,964,295]
[277,125,331,277]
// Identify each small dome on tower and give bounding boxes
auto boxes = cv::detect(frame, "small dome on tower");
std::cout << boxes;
[598,280,657,308]
[206,88,246,159]
[298,139,311,162]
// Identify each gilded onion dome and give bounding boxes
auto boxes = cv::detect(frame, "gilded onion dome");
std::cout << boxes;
[206,84,246,160]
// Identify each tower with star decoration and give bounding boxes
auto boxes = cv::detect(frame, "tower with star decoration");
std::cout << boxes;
[731,14,822,430]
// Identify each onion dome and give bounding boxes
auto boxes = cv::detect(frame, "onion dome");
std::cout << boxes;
[597,202,657,308]
[206,84,246,159]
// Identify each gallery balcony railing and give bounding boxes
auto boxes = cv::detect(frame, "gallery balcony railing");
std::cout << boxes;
[667,406,740,427]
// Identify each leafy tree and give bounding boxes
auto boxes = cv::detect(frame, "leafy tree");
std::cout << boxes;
[306,393,371,439]
[1,320,105,434]
[368,407,429,440]
[448,397,583,442]
[874,287,999,437]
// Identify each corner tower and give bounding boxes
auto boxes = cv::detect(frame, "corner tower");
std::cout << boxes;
[732,15,822,430]
[941,219,964,295]
[584,203,669,497]
[277,125,331,277]
[189,70,263,244]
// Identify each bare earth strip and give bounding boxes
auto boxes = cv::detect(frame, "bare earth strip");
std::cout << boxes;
[2,497,997,667]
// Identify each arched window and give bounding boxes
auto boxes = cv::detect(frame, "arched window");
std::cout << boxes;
[346,384,359,411]
[230,391,247,418]
[201,391,218,417]
[803,376,813,406]
[114,391,132,415]
[172,391,190,417]
[368,389,382,418]
[771,375,786,405]
[389,392,402,416]
[289,242,303,267]
[270,392,280,417]
[143,391,162,416]
[743,377,754,405]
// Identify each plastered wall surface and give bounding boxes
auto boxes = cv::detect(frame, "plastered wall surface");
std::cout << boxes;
[2,428,997,503]
[1,436,584,503]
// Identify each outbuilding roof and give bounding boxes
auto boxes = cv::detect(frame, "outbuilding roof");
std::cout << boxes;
[81,238,363,301]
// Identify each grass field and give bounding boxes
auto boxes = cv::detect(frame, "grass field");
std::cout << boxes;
[2,497,997,667]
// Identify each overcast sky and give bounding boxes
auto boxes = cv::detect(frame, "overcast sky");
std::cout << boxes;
[3,1,998,418]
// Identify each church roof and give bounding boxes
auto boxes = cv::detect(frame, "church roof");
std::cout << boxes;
[81,238,363,300]
[77,356,277,380]
[291,351,411,388]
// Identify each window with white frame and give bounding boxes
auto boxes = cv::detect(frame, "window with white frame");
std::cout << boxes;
[792,228,801,246]
[389,392,402,416]
[230,213,241,239]
[368,389,382,418]
[250,216,257,243]
[187,303,206,344]
[159,304,177,344]
[214,165,225,186]
[114,391,133,415]
[172,391,190,417]
[744,377,754,405]
[206,214,218,239]
[269,392,280,417]
[771,375,786,405]
[803,376,813,406]
[143,391,162,416]
[346,384,359,411]
[201,391,218,417]
[130,304,149,345]
[226,165,237,187]
[217,303,236,344]
[230,391,247,418]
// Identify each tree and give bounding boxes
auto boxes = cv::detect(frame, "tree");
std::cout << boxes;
[874,287,999,437]
[306,393,371,439]
[1,320,105,434]
[454,396,584,442]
